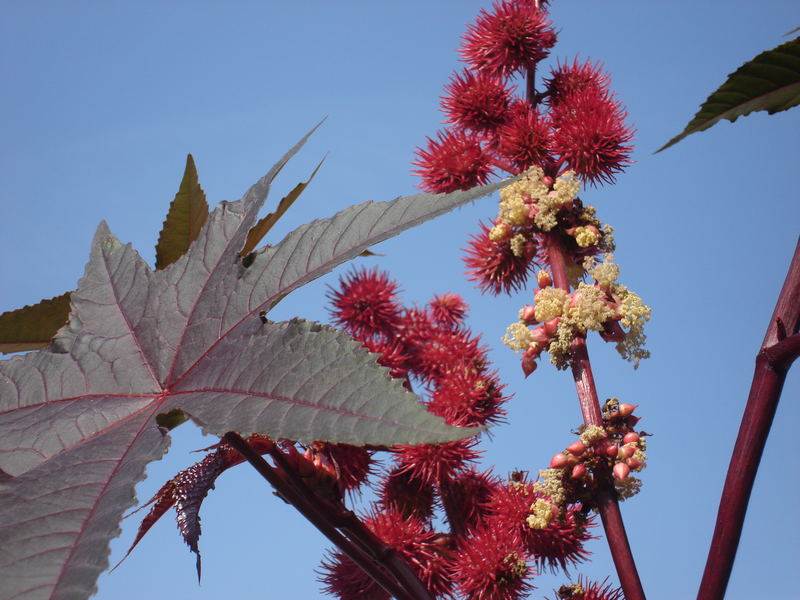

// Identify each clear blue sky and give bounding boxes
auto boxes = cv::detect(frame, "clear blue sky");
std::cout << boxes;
[1,2,798,599]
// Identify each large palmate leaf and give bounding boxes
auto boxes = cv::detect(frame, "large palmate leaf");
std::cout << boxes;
[0,129,510,600]
[658,36,800,152]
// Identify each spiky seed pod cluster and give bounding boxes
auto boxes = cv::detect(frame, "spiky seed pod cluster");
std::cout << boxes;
[318,267,599,599]
[414,0,632,195]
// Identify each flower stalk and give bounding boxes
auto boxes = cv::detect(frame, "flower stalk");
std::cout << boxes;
[697,238,800,600]
[546,232,646,600]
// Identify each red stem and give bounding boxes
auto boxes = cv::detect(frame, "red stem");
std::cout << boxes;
[223,433,433,600]
[696,238,800,600]
[546,233,647,600]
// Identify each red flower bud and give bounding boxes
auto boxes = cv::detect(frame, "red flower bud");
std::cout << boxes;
[521,351,538,377]
[536,270,552,288]
[613,462,630,480]
[570,464,586,479]
[605,444,619,458]
[566,441,586,456]
[521,304,537,323]
[622,432,640,445]
[618,403,637,417]
[543,317,561,336]
[626,458,644,469]
[619,445,636,459]
[550,453,569,469]
[530,325,549,344]
[541,175,554,187]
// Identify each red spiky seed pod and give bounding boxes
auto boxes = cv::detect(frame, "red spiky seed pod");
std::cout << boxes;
[461,0,557,79]
[440,468,502,532]
[413,129,494,193]
[545,58,611,107]
[395,438,482,487]
[328,267,402,338]
[442,68,514,132]
[315,442,375,492]
[379,467,437,521]
[452,522,534,600]
[550,87,633,186]
[403,316,486,383]
[429,292,469,328]
[463,221,535,295]
[495,100,552,173]
[486,478,594,571]
[428,368,508,427]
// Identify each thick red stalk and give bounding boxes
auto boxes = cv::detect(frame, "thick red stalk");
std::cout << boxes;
[545,233,647,600]
[696,238,800,600]
[223,433,433,600]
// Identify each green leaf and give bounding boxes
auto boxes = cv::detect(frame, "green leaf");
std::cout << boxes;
[155,154,209,270]
[240,154,326,257]
[0,292,71,354]
[657,37,800,152]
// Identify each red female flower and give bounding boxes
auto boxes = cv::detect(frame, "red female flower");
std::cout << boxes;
[441,68,514,132]
[545,58,610,107]
[379,467,437,521]
[428,292,469,328]
[395,438,481,487]
[461,0,556,79]
[495,100,552,173]
[428,368,507,427]
[439,468,501,532]
[452,522,535,600]
[463,221,535,295]
[413,129,494,193]
[360,335,412,382]
[314,442,375,493]
[486,479,594,571]
[327,267,402,338]
[550,88,633,186]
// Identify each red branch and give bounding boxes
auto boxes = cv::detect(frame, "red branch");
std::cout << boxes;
[546,233,647,600]
[697,237,800,600]
[223,432,434,600]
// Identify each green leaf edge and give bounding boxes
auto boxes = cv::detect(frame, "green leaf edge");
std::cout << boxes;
[657,36,800,152]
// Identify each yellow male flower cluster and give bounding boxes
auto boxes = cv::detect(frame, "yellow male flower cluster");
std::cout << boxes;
[533,468,567,508]
[533,287,569,322]
[527,497,557,530]
[612,285,651,368]
[568,283,615,333]
[492,167,581,235]
[501,321,533,353]
[579,424,607,446]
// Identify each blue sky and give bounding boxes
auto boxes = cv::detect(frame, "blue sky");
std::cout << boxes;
[1,2,798,599]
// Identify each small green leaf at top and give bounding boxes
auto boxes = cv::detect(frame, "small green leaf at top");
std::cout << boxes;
[657,36,800,152]
[155,154,209,270]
